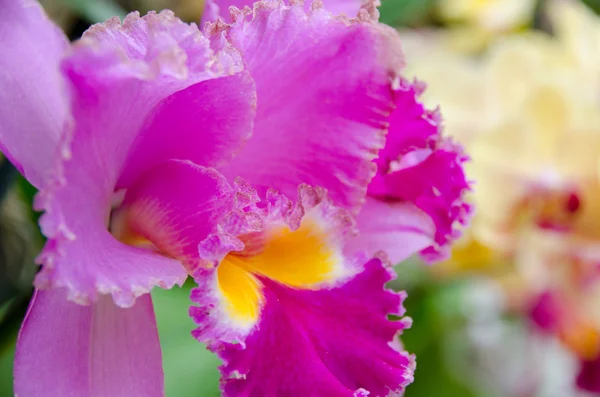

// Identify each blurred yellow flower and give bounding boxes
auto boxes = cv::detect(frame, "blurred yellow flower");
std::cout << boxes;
[436,0,536,31]
[404,0,600,266]
[471,2,600,251]
[400,31,486,144]
[435,0,537,52]
[404,0,600,370]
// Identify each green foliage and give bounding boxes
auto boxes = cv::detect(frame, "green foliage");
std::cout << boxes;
[0,295,30,397]
[58,0,127,23]
[378,0,436,27]
[400,277,478,397]
[0,343,15,397]
[16,176,39,223]
[153,281,222,397]
[582,0,600,15]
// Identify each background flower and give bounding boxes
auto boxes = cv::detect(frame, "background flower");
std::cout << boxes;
[399,0,600,395]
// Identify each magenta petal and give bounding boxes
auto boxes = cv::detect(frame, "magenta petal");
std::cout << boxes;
[119,160,243,270]
[0,0,70,187]
[14,289,164,396]
[189,186,414,395]
[215,1,402,213]
[117,72,255,188]
[529,291,561,332]
[577,356,600,393]
[34,12,256,304]
[213,259,414,397]
[367,80,472,262]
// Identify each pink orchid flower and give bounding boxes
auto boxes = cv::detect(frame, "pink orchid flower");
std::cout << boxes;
[1,0,470,396]
[203,0,473,264]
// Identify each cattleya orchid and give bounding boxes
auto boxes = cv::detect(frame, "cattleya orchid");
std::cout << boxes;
[1,0,470,396]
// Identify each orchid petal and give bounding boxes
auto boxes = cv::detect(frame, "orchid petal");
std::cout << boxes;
[34,12,255,305]
[202,0,365,24]
[0,0,70,188]
[218,260,414,397]
[350,198,435,264]
[214,1,403,214]
[365,79,472,262]
[190,185,415,396]
[14,289,164,397]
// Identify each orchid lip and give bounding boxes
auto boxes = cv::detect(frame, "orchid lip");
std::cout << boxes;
[214,214,351,329]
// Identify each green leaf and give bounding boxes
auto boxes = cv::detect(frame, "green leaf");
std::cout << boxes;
[403,342,477,397]
[58,0,127,23]
[16,176,40,223]
[152,283,222,397]
[0,342,16,397]
[389,258,431,292]
[0,295,31,358]
[402,282,478,397]
[379,0,436,27]
[582,0,600,16]
[0,177,40,306]
[0,294,31,397]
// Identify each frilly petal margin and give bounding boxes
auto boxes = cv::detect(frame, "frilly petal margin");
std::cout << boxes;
[364,79,473,263]
[0,0,70,188]
[190,184,355,344]
[14,289,164,397]
[213,0,403,214]
[202,0,367,24]
[195,260,414,397]
[116,160,258,272]
[34,11,254,306]
[189,186,415,396]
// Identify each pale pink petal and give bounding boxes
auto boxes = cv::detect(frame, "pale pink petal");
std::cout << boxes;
[14,289,164,397]
[35,12,255,305]
[202,0,365,24]
[0,0,70,188]
[350,197,435,264]
[214,1,403,213]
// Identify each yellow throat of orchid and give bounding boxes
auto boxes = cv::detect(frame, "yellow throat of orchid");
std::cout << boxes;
[217,218,346,326]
